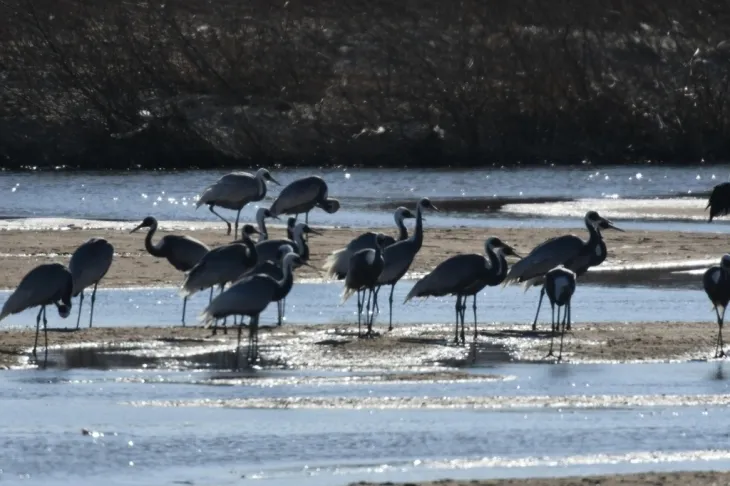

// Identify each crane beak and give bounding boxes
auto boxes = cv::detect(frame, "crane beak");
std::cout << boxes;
[508,247,522,258]
[600,219,624,232]
[308,228,323,236]
[270,177,282,186]
[130,223,144,234]
[431,204,441,212]
[301,262,323,275]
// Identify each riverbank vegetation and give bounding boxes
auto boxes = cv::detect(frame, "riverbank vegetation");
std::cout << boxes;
[1,0,729,169]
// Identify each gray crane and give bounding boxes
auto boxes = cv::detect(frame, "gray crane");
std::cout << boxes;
[269,175,340,224]
[323,207,416,280]
[544,265,577,362]
[196,168,280,237]
[255,207,279,242]
[244,244,295,326]
[180,224,260,326]
[706,182,730,222]
[69,237,114,329]
[373,197,439,331]
[503,210,623,331]
[130,216,210,325]
[0,263,73,363]
[255,222,320,264]
[341,233,388,337]
[405,237,520,344]
[201,252,311,367]
[703,254,730,358]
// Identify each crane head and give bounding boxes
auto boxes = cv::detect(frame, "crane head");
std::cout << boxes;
[722,254,730,270]
[297,223,323,237]
[130,216,156,233]
[257,207,280,221]
[586,211,624,232]
[319,198,341,214]
[418,197,440,212]
[257,168,281,186]
[395,207,416,221]
[240,224,260,239]
[56,303,71,318]
[486,237,521,258]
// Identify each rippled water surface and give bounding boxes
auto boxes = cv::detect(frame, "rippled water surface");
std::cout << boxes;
[1,166,729,230]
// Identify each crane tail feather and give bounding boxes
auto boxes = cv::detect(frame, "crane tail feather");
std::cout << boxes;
[340,286,357,304]
[322,248,348,281]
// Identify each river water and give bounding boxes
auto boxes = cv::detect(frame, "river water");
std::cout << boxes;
[2,165,730,485]
[1,165,729,231]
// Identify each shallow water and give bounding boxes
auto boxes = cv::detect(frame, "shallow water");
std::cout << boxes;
[0,282,711,331]
[3,360,730,485]
[1,166,729,231]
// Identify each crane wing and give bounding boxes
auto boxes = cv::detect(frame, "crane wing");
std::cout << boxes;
[0,263,71,320]
[196,172,258,207]
[707,182,730,222]
[69,238,114,295]
[405,254,483,301]
[181,244,249,296]
[256,238,299,263]
[377,240,417,285]
[503,235,584,285]
[269,177,324,216]
[162,235,210,271]
[201,276,276,322]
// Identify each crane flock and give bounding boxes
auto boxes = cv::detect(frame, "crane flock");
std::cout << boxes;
[1,170,730,368]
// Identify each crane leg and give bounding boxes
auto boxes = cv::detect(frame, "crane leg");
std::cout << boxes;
[281,297,287,325]
[472,294,478,341]
[75,290,85,330]
[234,209,242,240]
[365,288,373,337]
[454,295,461,344]
[546,303,556,358]
[276,301,282,327]
[33,306,43,359]
[716,306,726,358]
[89,282,98,328]
[181,296,187,327]
[532,288,546,331]
[458,296,466,345]
[356,289,363,337]
[42,306,49,367]
[234,323,242,370]
[209,287,214,303]
[373,286,381,316]
[558,303,569,362]
[387,284,395,332]
[209,205,232,235]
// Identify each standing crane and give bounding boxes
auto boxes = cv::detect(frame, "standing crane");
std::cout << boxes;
[130,216,210,325]
[373,197,439,331]
[341,233,388,337]
[269,175,340,224]
[503,210,622,330]
[201,252,311,367]
[706,182,730,222]
[0,263,74,363]
[703,254,730,358]
[323,207,416,280]
[196,168,280,237]
[544,266,577,362]
[406,237,520,344]
[255,222,320,264]
[69,237,114,329]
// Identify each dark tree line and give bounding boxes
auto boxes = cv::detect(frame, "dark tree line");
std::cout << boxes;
[1,0,729,169]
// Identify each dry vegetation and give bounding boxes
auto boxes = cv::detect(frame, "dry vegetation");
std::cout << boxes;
[1,0,730,168]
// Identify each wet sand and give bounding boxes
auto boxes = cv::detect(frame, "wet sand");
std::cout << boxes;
[0,321,720,369]
[0,224,725,289]
[351,470,730,486]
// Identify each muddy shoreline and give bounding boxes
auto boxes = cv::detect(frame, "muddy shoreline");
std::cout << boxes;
[0,321,720,370]
[350,470,730,486]
[0,224,722,289]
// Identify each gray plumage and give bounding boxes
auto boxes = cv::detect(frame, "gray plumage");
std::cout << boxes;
[241,244,295,327]
[0,263,74,362]
[544,266,577,362]
[201,252,305,367]
[69,237,114,329]
[373,197,439,331]
[180,225,260,298]
[342,234,388,337]
[502,210,623,331]
[255,207,279,242]
[323,207,416,280]
[405,237,519,344]
[130,216,210,325]
[255,222,320,264]
[196,168,280,237]
[703,254,730,358]
[269,175,340,224]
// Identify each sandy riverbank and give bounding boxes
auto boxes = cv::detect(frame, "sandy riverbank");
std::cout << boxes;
[0,224,725,289]
[0,321,720,370]
[350,470,730,486]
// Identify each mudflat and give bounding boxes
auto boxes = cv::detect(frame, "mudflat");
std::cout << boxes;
[349,470,730,486]
[0,225,724,288]
[0,321,719,369]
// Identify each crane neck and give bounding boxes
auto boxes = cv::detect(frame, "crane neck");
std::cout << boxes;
[257,216,268,242]
[584,219,603,249]
[242,237,258,266]
[491,247,509,281]
[276,258,297,296]
[144,220,165,257]
[410,205,425,250]
[294,230,310,262]
[394,214,409,241]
